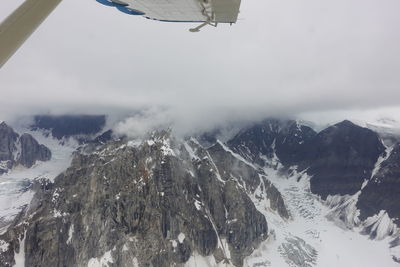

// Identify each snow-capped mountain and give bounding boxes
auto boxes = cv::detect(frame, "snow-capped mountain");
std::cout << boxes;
[0,116,399,266]
[0,121,81,236]
[0,122,51,174]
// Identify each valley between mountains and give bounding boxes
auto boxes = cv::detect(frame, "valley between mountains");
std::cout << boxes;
[0,116,399,267]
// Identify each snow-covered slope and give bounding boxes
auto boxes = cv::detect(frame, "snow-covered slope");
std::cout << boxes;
[245,167,398,267]
[188,141,400,267]
[1,118,400,266]
[0,129,78,233]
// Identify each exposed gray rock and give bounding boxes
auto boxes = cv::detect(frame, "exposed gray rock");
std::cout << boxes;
[357,142,400,225]
[92,129,114,144]
[0,131,269,267]
[259,176,290,220]
[0,160,13,175]
[31,115,106,141]
[2,116,397,266]
[227,119,316,167]
[0,122,19,173]
[208,141,261,192]
[228,119,386,200]
[18,133,51,168]
[302,120,386,199]
[207,141,290,220]
[278,236,318,267]
[0,122,52,172]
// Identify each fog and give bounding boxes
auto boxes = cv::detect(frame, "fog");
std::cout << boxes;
[1,0,400,133]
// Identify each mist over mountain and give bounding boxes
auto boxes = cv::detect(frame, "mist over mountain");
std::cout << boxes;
[2,0,400,264]
[31,115,106,139]
[0,114,400,266]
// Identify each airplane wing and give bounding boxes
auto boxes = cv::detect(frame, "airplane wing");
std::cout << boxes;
[0,0,62,68]
[0,0,241,68]
[97,0,241,24]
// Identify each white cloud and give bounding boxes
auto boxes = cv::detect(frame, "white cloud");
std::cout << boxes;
[1,0,400,128]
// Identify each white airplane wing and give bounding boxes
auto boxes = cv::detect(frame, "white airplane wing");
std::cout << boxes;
[0,0,241,68]
[0,0,62,68]
[97,0,241,24]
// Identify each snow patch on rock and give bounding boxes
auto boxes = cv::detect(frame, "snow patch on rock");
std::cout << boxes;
[372,145,394,182]
[14,231,26,267]
[0,129,78,229]
[132,257,139,267]
[184,141,200,160]
[362,210,399,240]
[87,247,115,267]
[67,224,74,245]
[178,233,185,243]
[194,199,202,210]
[325,194,361,229]
[0,240,9,252]
[244,166,398,267]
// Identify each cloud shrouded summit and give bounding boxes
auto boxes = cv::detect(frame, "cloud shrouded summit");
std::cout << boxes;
[1,0,400,126]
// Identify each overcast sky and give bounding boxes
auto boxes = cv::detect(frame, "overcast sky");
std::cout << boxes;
[1,0,400,131]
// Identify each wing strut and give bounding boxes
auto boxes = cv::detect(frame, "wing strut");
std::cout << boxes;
[189,21,217,32]
[189,1,217,32]
[0,0,62,68]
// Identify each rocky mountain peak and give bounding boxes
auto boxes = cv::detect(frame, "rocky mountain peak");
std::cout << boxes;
[0,122,19,163]
[303,120,386,199]
[334,119,355,127]
[18,133,51,168]
[92,129,114,144]
[227,119,317,166]
[357,142,400,225]
[1,117,400,266]
[0,121,9,128]
[147,128,173,145]
[315,119,382,148]
[0,123,51,173]
[0,133,273,267]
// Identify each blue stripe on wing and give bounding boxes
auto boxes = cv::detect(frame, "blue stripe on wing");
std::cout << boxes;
[95,0,144,16]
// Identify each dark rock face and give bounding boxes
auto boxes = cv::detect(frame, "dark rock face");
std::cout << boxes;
[32,115,106,139]
[227,118,400,238]
[274,122,317,166]
[228,119,316,166]
[357,143,400,224]
[1,117,397,265]
[0,122,18,163]
[228,119,386,200]
[93,129,114,144]
[222,180,267,264]
[259,176,290,220]
[208,141,290,220]
[0,210,27,267]
[18,134,51,168]
[196,128,223,147]
[302,120,385,199]
[208,142,261,192]
[0,132,269,267]
[0,122,52,172]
